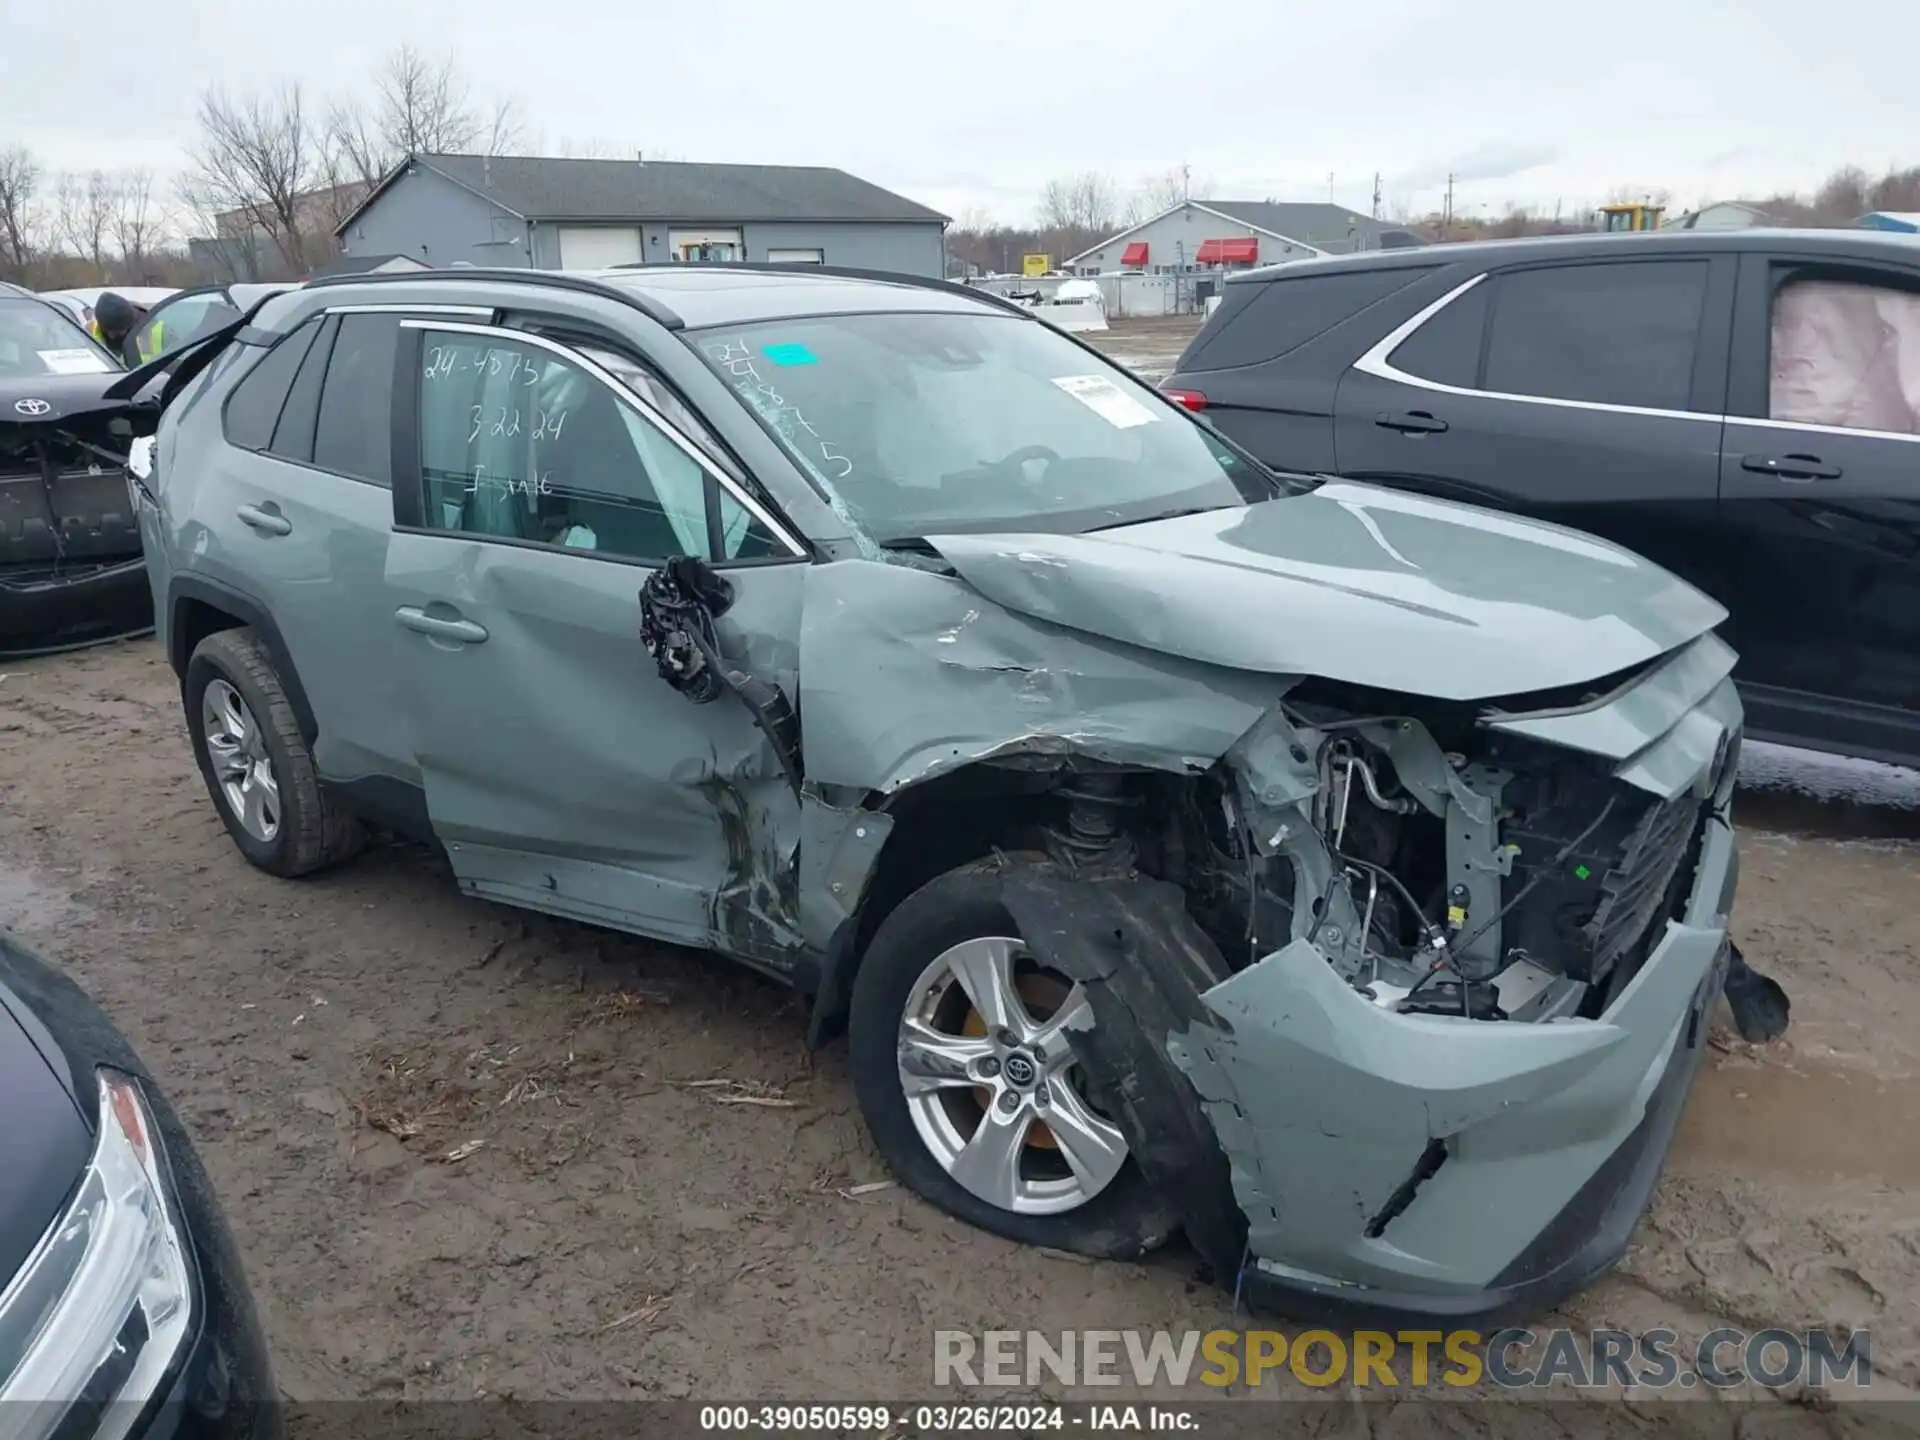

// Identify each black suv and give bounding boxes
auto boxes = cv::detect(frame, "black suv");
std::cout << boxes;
[1163,229,1920,769]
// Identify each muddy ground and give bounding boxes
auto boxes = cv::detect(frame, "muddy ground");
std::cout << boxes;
[3,639,1916,1415]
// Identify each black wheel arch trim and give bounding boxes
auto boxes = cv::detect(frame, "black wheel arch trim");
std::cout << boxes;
[167,575,318,744]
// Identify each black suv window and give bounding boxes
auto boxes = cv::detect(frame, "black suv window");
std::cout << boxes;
[222,320,322,452]
[1389,279,1491,387]
[413,330,783,564]
[314,313,401,486]
[1480,261,1709,410]
[1185,267,1433,371]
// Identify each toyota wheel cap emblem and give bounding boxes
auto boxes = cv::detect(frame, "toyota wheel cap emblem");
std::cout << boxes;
[14,398,51,416]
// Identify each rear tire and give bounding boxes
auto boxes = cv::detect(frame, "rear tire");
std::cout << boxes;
[184,627,364,878]
[848,857,1175,1259]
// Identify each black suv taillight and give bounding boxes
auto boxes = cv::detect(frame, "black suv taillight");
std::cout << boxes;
[1160,386,1207,412]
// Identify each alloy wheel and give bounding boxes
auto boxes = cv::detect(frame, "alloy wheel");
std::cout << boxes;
[201,679,281,843]
[897,935,1128,1216]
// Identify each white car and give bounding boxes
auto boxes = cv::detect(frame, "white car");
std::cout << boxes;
[37,286,180,331]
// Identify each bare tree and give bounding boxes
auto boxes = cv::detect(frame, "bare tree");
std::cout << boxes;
[1038,172,1121,234]
[55,170,115,273]
[374,44,483,156]
[1123,166,1208,225]
[111,168,164,277]
[0,145,41,278]
[184,83,320,275]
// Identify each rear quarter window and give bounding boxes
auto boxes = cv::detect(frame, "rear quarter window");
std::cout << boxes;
[1181,266,1435,371]
[221,320,322,451]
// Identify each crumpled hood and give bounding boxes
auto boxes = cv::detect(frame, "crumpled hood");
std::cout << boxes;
[924,480,1727,702]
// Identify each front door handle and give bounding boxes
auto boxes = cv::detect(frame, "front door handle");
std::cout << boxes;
[1740,452,1841,481]
[395,606,489,645]
[1376,409,1449,435]
[235,503,292,535]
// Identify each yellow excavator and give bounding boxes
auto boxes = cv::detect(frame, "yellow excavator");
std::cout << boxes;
[1597,202,1666,232]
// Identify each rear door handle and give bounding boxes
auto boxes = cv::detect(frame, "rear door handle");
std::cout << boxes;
[395,607,489,645]
[1740,452,1841,481]
[235,503,292,535]
[1376,410,1449,435]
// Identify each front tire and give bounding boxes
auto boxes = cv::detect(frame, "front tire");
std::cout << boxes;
[848,857,1175,1258]
[184,627,364,878]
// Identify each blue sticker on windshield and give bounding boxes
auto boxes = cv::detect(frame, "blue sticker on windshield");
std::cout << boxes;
[762,342,817,366]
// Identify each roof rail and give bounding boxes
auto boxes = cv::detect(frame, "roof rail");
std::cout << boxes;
[299,265,685,329]
[606,260,1039,319]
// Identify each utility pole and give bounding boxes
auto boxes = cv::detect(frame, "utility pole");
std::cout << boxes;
[1371,172,1382,219]
[1328,171,1336,204]
[1182,163,1190,203]
[1444,173,1455,237]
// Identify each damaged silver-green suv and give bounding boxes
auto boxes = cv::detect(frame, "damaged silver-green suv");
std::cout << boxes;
[130,263,1786,1326]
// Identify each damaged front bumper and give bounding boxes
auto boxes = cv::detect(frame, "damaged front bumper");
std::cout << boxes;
[1172,808,1734,1327]
[1000,637,1751,1328]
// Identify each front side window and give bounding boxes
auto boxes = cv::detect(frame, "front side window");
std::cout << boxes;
[1479,261,1709,411]
[137,293,231,362]
[689,310,1283,546]
[1769,272,1920,435]
[415,331,781,562]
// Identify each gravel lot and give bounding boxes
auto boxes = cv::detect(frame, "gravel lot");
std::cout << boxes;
[1,321,1915,1414]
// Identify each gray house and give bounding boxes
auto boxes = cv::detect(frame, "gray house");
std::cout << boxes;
[333,153,951,276]
[1066,200,1417,276]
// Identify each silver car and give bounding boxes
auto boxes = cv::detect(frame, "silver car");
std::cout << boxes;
[132,263,1785,1325]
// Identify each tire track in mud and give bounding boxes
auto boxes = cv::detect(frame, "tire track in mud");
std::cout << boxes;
[0,637,1916,1410]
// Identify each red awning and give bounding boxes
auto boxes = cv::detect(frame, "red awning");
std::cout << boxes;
[1196,237,1258,265]
[1120,241,1149,267]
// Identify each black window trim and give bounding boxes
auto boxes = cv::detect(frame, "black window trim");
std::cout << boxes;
[1726,249,1920,445]
[392,318,810,566]
[217,313,327,455]
[1357,266,1727,425]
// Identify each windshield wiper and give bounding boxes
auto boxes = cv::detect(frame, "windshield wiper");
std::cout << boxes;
[1084,506,1221,533]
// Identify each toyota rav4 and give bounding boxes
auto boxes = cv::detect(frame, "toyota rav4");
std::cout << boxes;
[129,264,1787,1325]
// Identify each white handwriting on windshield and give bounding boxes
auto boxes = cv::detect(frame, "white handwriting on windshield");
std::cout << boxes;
[704,339,852,481]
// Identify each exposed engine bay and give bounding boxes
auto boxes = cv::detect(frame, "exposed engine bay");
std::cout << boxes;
[1,411,147,570]
[1010,681,1728,1030]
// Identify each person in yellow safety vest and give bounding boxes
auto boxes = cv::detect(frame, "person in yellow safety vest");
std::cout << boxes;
[87,292,150,367]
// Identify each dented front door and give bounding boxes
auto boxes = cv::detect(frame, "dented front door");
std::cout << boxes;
[383,320,811,967]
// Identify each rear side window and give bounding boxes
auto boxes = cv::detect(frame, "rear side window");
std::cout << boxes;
[314,313,401,486]
[268,316,338,462]
[1184,267,1433,371]
[221,321,321,451]
[1480,261,1709,410]
[1390,280,1491,387]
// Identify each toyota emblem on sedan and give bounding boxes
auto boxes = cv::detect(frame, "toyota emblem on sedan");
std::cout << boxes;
[14,398,51,416]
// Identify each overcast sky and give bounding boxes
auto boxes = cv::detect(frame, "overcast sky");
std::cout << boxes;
[3,0,1915,227]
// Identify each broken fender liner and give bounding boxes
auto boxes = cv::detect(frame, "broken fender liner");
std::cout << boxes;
[999,868,1248,1282]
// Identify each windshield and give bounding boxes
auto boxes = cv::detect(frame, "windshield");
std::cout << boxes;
[689,309,1283,543]
[0,300,118,379]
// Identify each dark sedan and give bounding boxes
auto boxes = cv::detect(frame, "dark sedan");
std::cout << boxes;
[0,929,279,1440]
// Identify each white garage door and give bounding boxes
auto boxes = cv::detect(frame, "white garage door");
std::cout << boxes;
[558,226,644,269]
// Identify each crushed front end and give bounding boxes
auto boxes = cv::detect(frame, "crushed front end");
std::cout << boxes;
[998,631,1775,1326]
[0,400,154,657]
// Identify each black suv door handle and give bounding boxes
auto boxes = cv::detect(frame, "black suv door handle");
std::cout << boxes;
[395,606,489,645]
[235,503,292,535]
[1376,410,1449,435]
[1740,452,1841,481]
